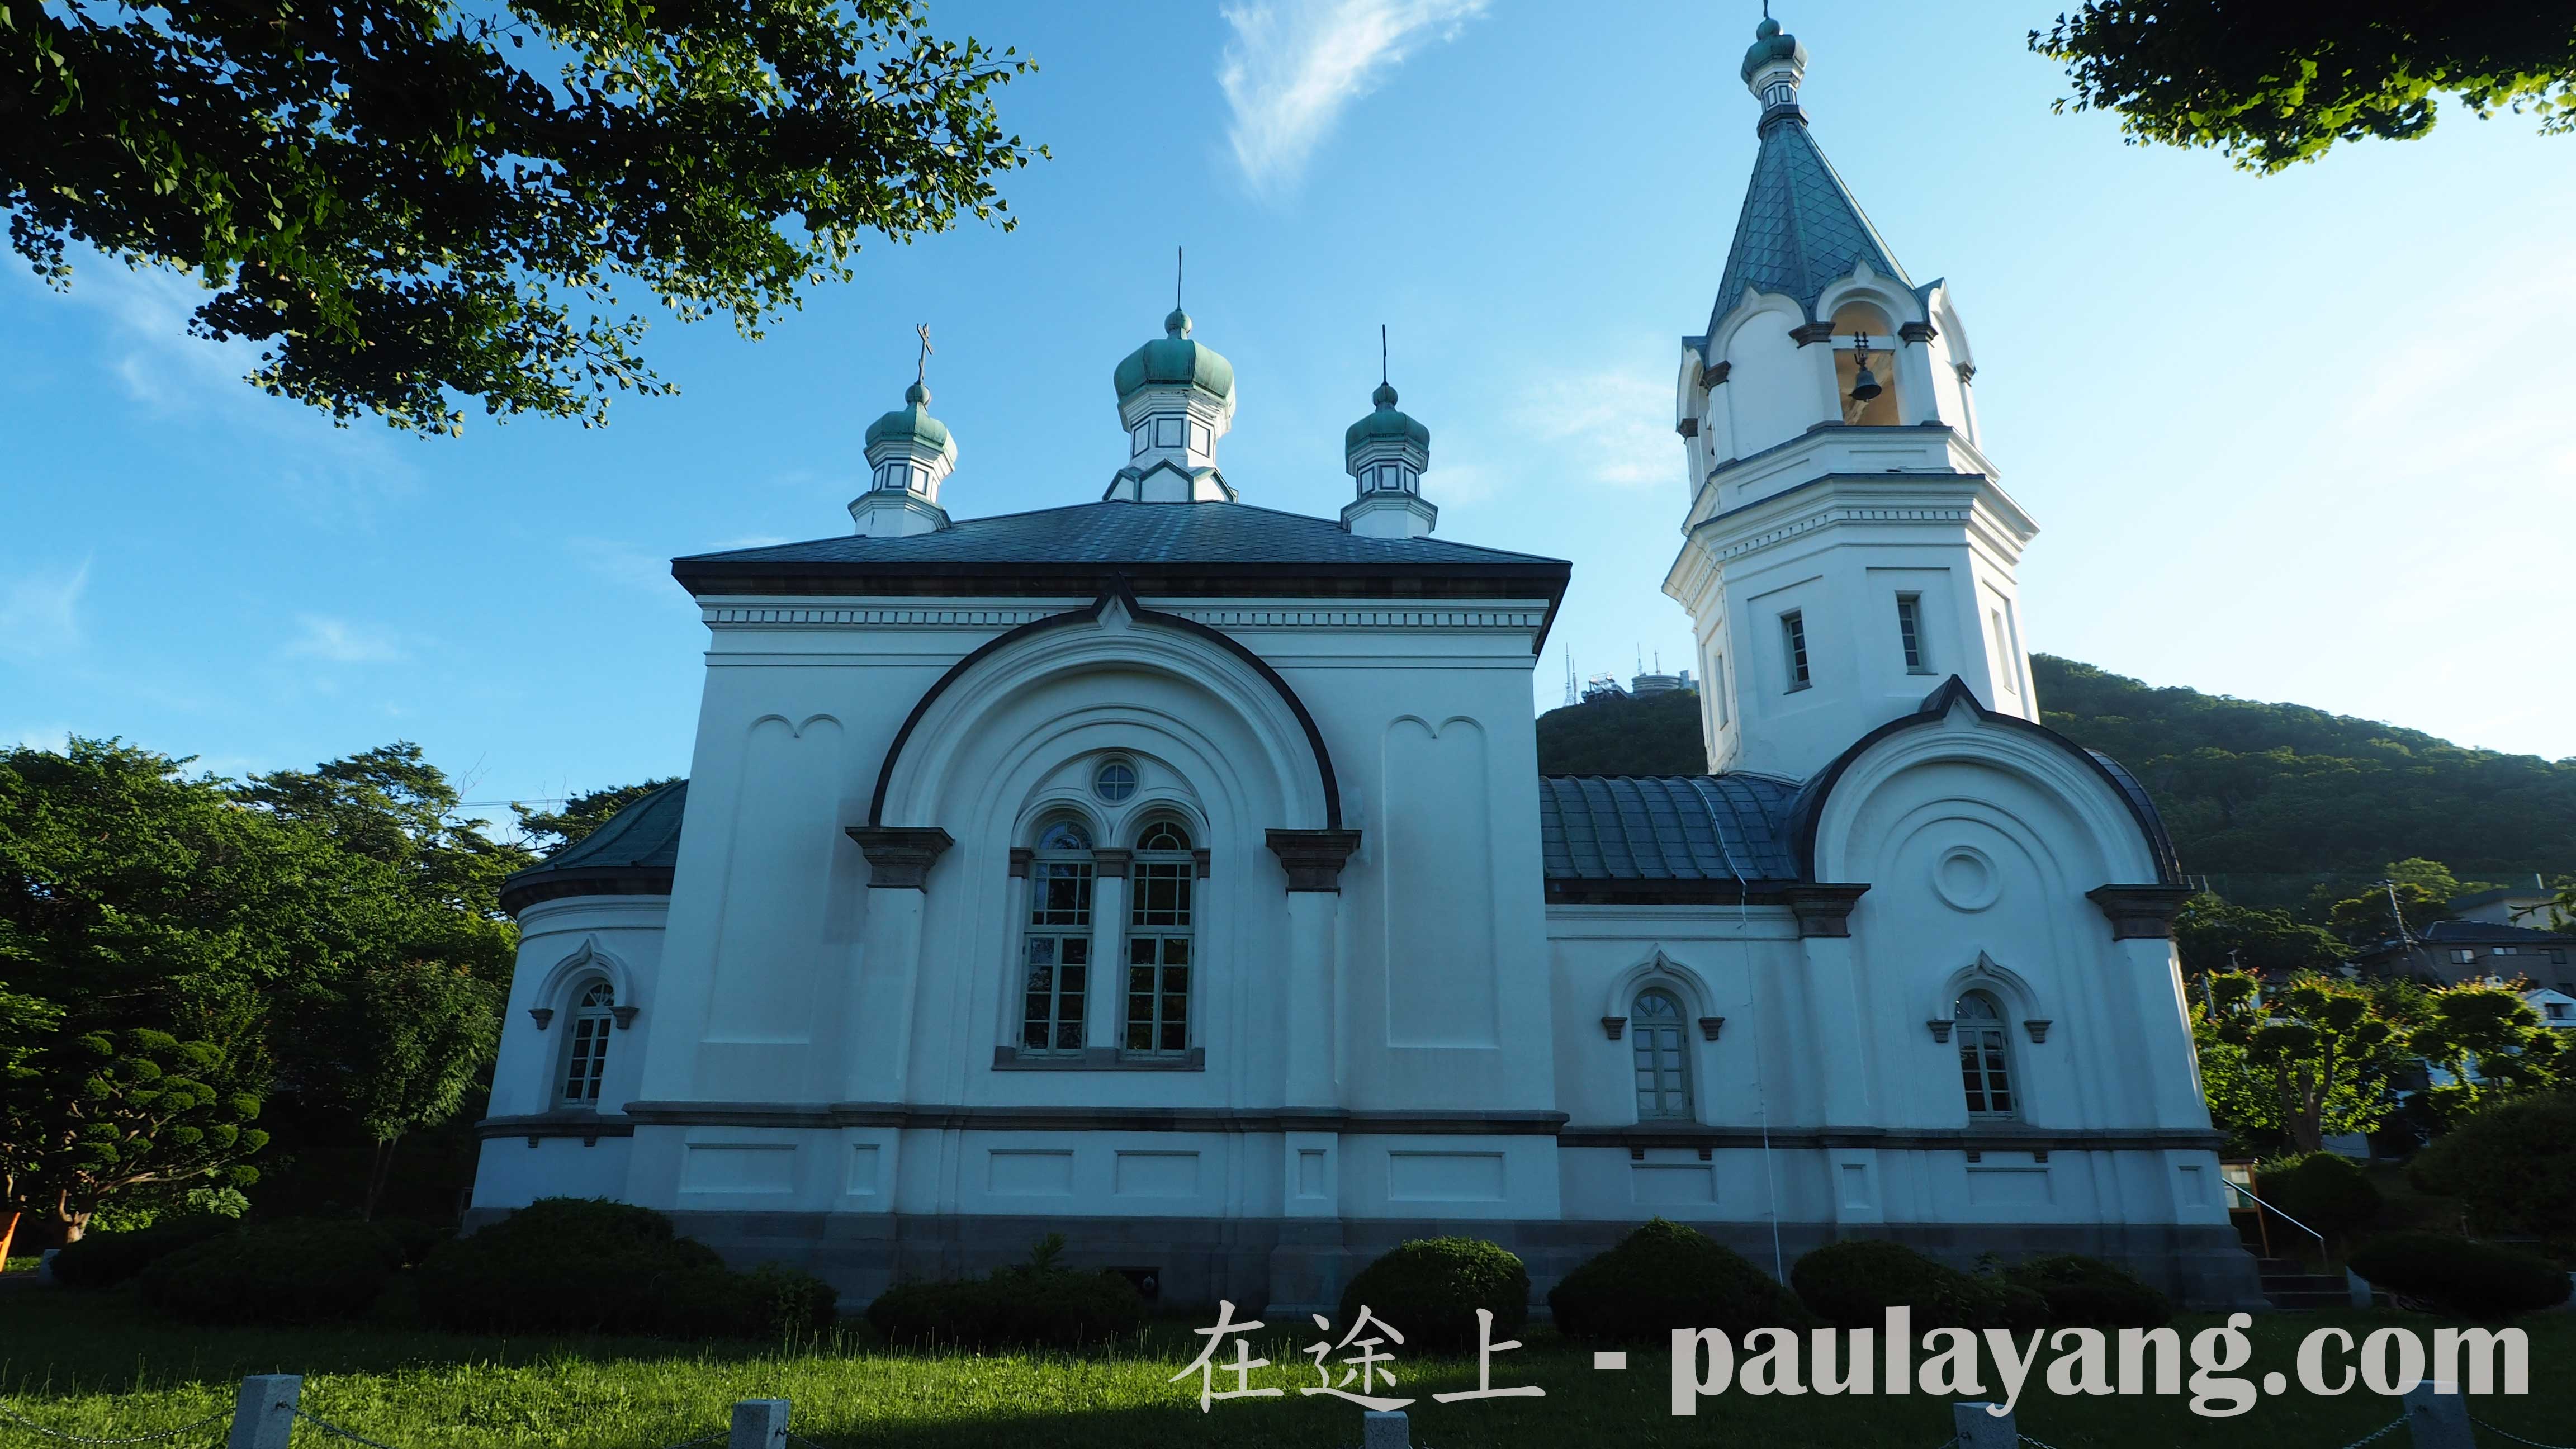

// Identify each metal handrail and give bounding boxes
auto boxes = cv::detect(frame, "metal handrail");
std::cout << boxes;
[2222,1178,2330,1259]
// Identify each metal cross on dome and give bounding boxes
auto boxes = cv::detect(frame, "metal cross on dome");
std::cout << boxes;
[915,323,933,385]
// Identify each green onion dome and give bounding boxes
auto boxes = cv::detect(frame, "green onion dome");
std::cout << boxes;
[1740,16,1806,83]
[864,381,955,461]
[1114,309,1236,404]
[1344,380,1429,453]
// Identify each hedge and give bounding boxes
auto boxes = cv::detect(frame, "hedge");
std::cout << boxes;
[2002,1253,2172,1329]
[416,1197,835,1339]
[1337,1238,1529,1354]
[1791,1239,2046,1332]
[2348,1232,2572,1320]
[138,1219,402,1325]
[1547,1219,1809,1342]
[49,1217,238,1290]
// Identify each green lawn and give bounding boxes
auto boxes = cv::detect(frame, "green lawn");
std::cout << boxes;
[0,1289,2568,1449]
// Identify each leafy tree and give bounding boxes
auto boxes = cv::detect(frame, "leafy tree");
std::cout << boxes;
[2172,892,2347,977]
[2409,983,2567,1123]
[515,778,683,854]
[310,962,500,1219]
[2,1027,269,1238]
[2193,970,2412,1154]
[2032,4,2576,173]
[2,1,1040,434]
[238,743,534,922]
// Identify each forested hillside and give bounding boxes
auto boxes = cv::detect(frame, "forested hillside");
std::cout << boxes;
[1535,656,2576,911]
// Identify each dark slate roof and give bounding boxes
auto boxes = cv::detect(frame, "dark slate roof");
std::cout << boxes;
[499,781,688,915]
[2083,749,2184,886]
[1705,115,1909,333]
[679,501,1559,570]
[2419,918,2576,945]
[1538,775,1803,886]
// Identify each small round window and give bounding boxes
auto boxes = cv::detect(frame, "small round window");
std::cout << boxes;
[1093,759,1138,802]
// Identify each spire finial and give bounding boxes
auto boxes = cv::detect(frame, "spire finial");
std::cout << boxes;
[1380,324,1388,386]
[1176,246,1184,310]
[905,322,934,405]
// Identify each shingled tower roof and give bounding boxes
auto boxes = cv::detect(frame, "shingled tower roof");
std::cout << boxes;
[1705,29,1910,332]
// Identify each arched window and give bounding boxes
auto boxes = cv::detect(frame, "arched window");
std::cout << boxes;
[1632,988,1692,1121]
[1830,302,1902,427]
[560,979,614,1108]
[1125,819,1195,1055]
[1956,990,2016,1119]
[1021,818,1097,1054]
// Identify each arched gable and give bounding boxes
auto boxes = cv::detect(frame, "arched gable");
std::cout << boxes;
[870,580,1339,830]
[1788,676,2181,886]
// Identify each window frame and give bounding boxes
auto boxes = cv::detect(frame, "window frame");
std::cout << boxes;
[1631,987,1693,1122]
[558,978,615,1109]
[1781,610,1811,692]
[1896,593,1928,673]
[1018,816,1099,1056]
[1122,817,1197,1056]
[1954,989,2018,1121]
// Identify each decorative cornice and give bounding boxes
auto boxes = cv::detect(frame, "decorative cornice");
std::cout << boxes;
[1161,605,1551,631]
[1091,847,1133,880]
[1955,362,1977,383]
[1698,1016,1726,1041]
[1601,1016,1626,1041]
[1788,321,1836,347]
[1698,360,1731,389]
[844,826,955,889]
[2087,884,2195,940]
[1900,321,1938,345]
[500,867,674,917]
[1266,828,1362,892]
[1676,418,1700,438]
[619,1100,1569,1137]
[1007,847,1033,879]
[1784,883,1871,937]
[703,604,1058,629]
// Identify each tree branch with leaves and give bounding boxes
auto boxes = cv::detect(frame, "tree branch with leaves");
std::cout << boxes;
[2,1,1043,434]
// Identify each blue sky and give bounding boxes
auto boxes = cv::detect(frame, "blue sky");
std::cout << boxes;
[6,1,2572,817]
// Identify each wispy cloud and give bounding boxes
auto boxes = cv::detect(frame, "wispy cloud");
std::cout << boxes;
[1517,367,1677,489]
[4,723,75,753]
[1218,0,1486,197]
[0,558,93,659]
[286,613,404,664]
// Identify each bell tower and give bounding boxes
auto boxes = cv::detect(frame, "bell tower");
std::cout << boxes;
[1668,17,2040,780]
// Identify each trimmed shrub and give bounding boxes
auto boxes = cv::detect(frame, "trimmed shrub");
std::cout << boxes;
[371,1217,454,1268]
[2408,1093,2576,1237]
[415,1196,834,1339]
[1548,1219,1810,1342]
[49,1216,238,1290]
[2003,1253,2172,1329]
[1337,1238,1528,1354]
[2257,1152,2382,1244]
[867,1267,1146,1350]
[1791,1239,2045,1332]
[2348,1232,2572,1320]
[139,1220,402,1325]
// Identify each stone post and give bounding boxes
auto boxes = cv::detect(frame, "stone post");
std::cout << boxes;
[1361,1408,1410,1449]
[1952,1401,2013,1449]
[226,1376,301,1449]
[2402,1381,2471,1449]
[728,1400,792,1449]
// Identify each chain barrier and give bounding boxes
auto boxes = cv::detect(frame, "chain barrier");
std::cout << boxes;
[2473,1417,2576,1449]
[0,1404,231,1446]
[2329,1417,2408,1449]
[287,1410,403,1449]
[2018,1434,2064,1449]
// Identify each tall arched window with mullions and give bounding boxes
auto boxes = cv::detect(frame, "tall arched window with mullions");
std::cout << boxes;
[1955,990,2017,1119]
[1020,818,1097,1054]
[1124,819,1195,1055]
[1632,988,1693,1121]
[560,979,614,1107]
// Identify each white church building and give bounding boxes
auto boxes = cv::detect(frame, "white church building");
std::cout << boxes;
[472,20,2261,1310]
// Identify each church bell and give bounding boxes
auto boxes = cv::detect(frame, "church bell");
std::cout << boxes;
[1849,332,1883,403]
